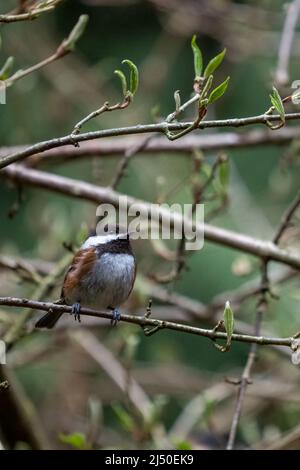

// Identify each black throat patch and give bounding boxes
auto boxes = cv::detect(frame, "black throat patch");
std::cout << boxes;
[95,237,134,258]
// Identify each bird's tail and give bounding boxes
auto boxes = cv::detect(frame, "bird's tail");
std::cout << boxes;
[35,299,64,329]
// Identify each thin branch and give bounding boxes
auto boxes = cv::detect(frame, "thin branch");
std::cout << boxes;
[152,154,227,283]
[2,126,300,168]
[273,189,300,245]
[226,185,300,449]
[3,14,88,89]
[0,296,298,349]
[3,253,73,347]
[226,276,267,450]
[4,52,64,88]
[109,93,200,189]
[275,0,300,86]
[1,112,300,169]
[71,96,131,139]
[0,252,295,358]
[0,4,58,23]
[3,164,300,271]
[1,253,297,353]
[110,135,153,189]
[0,254,42,284]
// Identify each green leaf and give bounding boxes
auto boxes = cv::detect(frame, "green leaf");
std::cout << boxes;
[208,77,230,104]
[204,49,226,78]
[0,56,14,80]
[218,157,230,188]
[114,69,127,97]
[62,14,89,52]
[112,403,134,432]
[122,59,139,96]
[175,440,193,450]
[270,86,285,123]
[201,162,212,178]
[59,432,89,450]
[191,35,203,78]
[223,300,234,351]
[76,222,89,246]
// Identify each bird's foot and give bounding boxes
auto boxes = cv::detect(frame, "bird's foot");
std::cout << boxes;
[110,308,121,326]
[71,302,81,323]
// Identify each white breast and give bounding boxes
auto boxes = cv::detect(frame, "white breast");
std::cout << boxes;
[76,253,135,309]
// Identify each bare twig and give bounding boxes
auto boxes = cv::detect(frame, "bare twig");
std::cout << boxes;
[0,1,62,23]
[3,15,88,89]
[275,0,300,86]
[71,96,131,140]
[2,126,299,168]
[1,112,300,169]
[0,255,42,284]
[3,253,73,348]
[0,296,298,349]
[109,93,199,189]
[226,277,267,450]
[152,154,227,283]
[273,189,300,245]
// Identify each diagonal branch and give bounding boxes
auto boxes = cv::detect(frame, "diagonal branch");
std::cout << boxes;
[2,164,300,271]
[273,189,300,245]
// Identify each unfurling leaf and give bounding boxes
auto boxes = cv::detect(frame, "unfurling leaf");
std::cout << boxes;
[222,300,234,352]
[214,301,235,353]
[0,56,14,80]
[62,14,89,52]
[270,86,285,123]
[122,59,139,96]
[174,90,181,113]
[191,35,203,78]
[208,76,230,104]
[114,69,128,97]
[204,49,226,78]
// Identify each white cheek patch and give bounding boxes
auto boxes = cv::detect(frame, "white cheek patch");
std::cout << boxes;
[81,234,128,249]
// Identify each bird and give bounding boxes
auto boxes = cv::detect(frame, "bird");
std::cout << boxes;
[35,229,136,329]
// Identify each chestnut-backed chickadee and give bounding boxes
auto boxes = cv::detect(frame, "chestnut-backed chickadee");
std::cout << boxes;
[35,230,136,328]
